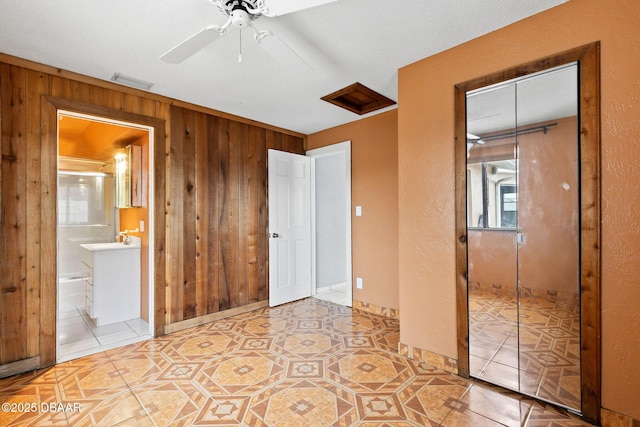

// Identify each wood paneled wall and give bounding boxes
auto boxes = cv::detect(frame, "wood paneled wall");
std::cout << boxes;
[0,55,304,374]
[167,106,304,324]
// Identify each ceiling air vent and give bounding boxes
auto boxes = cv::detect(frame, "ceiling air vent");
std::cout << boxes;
[321,82,395,115]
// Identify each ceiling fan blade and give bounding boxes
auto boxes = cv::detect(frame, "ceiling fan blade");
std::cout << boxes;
[160,25,223,63]
[262,0,339,16]
[257,32,312,71]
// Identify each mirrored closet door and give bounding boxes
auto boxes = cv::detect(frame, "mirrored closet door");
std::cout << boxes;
[466,63,581,411]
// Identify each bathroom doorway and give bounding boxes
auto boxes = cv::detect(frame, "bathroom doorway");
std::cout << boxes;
[56,111,155,362]
[308,141,353,307]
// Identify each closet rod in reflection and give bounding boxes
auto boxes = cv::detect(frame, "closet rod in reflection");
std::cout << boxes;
[480,123,558,142]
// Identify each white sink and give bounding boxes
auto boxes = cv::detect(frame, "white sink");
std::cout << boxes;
[80,242,138,251]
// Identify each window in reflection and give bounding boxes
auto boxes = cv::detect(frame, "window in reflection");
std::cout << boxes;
[467,159,517,229]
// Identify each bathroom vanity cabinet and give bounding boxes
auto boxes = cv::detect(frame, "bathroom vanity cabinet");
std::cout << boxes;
[80,243,140,326]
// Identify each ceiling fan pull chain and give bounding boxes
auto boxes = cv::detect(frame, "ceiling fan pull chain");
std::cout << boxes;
[239,28,242,63]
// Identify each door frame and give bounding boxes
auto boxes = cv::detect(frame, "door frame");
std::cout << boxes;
[42,96,166,365]
[307,141,353,306]
[454,42,601,424]
[55,109,155,359]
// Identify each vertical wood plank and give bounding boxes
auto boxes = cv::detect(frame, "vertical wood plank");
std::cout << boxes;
[69,80,91,104]
[25,70,47,358]
[237,122,249,307]
[195,111,209,317]
[207,116,220,313]
[256,127,268,301]
[153,101,169,337]
[0,65,3,363]
[49,76,71,99]
[247,126,260,303]
[107,90,124,111]
[578,42,601,426]
[273,131,282,151]
[228,120,241,309]
[167,105,185,323]
[0,64,28,364]
[89,85,108,109]
[453,83,470,378]
[182,109,197,319]
[217,118,231,311]
[39,96,57,367]
[123,94,141,114]
[139,98,156,118]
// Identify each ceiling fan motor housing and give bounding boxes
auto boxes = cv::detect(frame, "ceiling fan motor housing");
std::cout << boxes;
[221,0,261,16]
[231,9,252,27]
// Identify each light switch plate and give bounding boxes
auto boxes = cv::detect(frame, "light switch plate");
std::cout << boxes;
[355,206,362,217]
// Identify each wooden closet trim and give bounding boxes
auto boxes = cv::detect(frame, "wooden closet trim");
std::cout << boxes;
[454,42,601,424]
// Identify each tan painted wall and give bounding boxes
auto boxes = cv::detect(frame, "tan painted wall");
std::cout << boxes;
[518,117,579,295]
[468,230,517,292]
[398,0,640,419]
[307,110,399,310]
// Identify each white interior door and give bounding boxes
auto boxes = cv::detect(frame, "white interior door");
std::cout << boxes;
[268,149,312,306]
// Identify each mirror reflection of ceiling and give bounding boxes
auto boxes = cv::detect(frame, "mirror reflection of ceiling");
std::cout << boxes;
[467,63,577,135]
[58,114,148,172]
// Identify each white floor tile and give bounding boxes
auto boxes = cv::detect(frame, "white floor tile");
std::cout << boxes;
[96,329,138,346]
[58,323,94,345]
[126,318,150,335]
[58,336,100,356]
[90,321,131,337]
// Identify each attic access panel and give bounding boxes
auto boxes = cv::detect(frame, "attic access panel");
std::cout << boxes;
[321,82,396,115]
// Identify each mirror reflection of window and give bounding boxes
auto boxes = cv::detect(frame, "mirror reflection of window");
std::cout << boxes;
[467,158,517,229]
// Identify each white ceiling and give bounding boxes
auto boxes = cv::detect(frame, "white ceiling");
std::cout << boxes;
[0,0,568,134]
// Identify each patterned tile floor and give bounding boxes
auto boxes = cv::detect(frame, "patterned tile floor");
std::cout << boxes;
[1,298,592,426]
[469,288,581,411]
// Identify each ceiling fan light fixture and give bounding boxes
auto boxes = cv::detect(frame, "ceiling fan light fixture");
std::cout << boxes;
[161,0,314,67]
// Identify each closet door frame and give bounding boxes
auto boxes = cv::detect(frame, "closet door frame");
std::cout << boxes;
[454,42,601,425]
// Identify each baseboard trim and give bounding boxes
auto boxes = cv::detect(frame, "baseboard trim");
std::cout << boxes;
[164,301,269,335]
[352,300,399,319]
[601,407,640,426]
[0,356,40,379]
[398,342,458,375]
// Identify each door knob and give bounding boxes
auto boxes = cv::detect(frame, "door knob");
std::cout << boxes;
[270,233,279,238]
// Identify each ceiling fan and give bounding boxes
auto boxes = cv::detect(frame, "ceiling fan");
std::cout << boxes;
[160,0,335,68]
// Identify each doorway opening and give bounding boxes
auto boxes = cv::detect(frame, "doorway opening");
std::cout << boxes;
[308,141,352,307]
[56,111,155,362]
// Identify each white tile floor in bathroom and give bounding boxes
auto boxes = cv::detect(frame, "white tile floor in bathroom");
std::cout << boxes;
[314,282,350,306]
[57,307,151,363]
